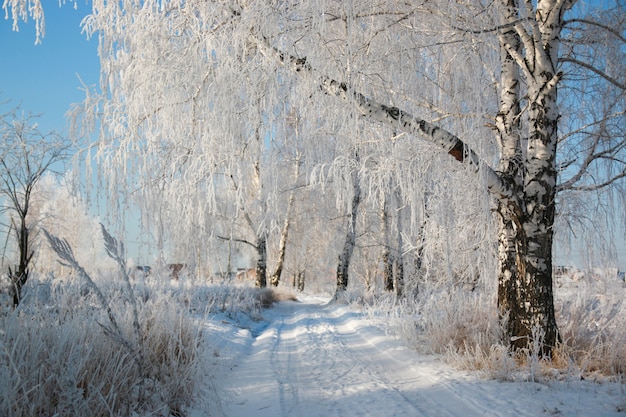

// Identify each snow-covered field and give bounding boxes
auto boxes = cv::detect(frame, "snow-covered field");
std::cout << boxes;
[198,294,625,417]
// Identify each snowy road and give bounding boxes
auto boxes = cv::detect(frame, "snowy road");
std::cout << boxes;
[205,296,624,417]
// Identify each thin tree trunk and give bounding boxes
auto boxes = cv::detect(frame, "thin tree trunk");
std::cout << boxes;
[270,156,300,287]
[255,233,267,288]
[394,187,404,297]
[394,256,404,297]
[413,193,429,291]
[269,219,289,287]
[381,196,394,292]
[336,154,361,294]
[11,213,32,307]
[296,270,305,292]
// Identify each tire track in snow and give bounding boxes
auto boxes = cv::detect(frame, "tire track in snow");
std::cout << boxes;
[220,297,533,417]
[319,303,517,417]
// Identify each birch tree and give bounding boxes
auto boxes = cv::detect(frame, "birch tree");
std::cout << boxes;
[490,0,624,353]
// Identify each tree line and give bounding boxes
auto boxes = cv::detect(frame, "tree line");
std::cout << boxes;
[3,0,624,356]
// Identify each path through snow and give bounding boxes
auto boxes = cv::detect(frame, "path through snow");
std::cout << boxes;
[200,296,624,417]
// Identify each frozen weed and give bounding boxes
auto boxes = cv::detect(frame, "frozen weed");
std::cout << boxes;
[0,280,207,417]
[555,275,626,380]
[0,228,209,416]
[370,274,626,381]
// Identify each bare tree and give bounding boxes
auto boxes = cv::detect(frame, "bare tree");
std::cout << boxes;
[0,106,69,306]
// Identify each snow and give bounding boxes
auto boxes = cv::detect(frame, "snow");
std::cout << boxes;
[195,295,625,417]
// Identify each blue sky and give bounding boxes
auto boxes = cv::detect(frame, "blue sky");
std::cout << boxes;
[0,4,98,136]
[0,5,143,260]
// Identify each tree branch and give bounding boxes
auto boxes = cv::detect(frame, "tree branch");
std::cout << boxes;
[560,169,626,192]
[563,18,626,43]
[558,110,626,144]
[452,17,532,35]
[558,139,626,192]
[254,36,518,207]
[559,57,626,90]
[216,234,258,249]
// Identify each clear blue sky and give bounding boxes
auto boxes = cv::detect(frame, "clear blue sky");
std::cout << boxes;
[0,4,98,136]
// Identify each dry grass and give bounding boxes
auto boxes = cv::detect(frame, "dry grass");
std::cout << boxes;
[0,279,206,417]
[371,279,626,382]
[443,302,626,382]
[0,275,301,416]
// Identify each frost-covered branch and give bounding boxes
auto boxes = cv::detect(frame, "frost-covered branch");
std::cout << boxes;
[255,36,517,206]
[2,0,45,43]
[559,57,626,91]
[563,18,626,43]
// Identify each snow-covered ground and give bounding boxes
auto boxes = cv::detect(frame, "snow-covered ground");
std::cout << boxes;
[197,295,625,417]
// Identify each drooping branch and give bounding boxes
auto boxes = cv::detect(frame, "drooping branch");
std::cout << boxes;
[557,114,626,192]
[216,234,257,249]
[559,57,626,91]
[255,36,518,207]
[562,169,626,192]
[563,18,626,43]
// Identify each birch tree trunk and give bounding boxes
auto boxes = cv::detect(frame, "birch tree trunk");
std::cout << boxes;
[381,196,394,292]
[493,0,568,353]
[269,205,290,287]
[495,0,528,351]
[336,153,362,294]
[394,188,405,297]
[270,156,300,287]
[255,234,267,288]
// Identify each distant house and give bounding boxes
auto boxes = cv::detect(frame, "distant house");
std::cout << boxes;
[167,264,186,280]
[130,265,151,279]
[236,268,256,281]
[213,271,235,280]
